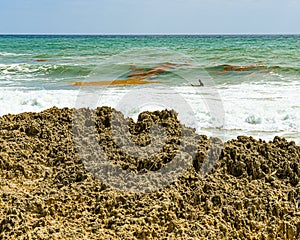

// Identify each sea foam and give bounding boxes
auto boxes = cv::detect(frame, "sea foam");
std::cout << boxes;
[1,81,300,144]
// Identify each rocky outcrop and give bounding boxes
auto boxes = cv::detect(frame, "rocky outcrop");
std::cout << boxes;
[1,107,300,239]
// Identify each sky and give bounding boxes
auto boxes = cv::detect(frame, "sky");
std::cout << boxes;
[0,0,299,34]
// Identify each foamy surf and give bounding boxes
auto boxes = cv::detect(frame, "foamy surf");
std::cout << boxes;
[1,81,300,144]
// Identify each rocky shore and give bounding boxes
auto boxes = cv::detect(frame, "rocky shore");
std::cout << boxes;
[1,107,300,239]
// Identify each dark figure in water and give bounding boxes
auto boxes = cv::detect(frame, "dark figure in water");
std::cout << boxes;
[191,79,204,87]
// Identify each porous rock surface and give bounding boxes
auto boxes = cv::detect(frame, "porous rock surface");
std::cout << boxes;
[0,107,300,239]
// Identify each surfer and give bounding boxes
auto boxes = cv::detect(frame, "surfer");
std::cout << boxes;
[191,79,204,87]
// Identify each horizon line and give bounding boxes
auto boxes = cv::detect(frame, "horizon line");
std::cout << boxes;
[1,33,300,36]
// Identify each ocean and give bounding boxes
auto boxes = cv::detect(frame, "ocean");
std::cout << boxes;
[1,35,300,144]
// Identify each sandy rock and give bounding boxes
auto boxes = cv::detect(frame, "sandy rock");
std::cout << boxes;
[0,107,300,239]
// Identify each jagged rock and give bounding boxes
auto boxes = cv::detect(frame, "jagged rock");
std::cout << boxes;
[0,107,300,239]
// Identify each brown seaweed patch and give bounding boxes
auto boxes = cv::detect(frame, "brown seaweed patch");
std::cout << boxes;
[71,62,188,86]
[221,64,265,74]
[209,64,281,75]
[71,78,161,86]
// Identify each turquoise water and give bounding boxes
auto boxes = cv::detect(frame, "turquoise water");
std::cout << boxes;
[1,35,300,143]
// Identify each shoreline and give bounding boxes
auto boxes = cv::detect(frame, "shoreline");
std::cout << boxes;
[1,106,300,239]
[1,103,299,145]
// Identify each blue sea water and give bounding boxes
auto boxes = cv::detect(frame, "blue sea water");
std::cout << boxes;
[1,35,300,143]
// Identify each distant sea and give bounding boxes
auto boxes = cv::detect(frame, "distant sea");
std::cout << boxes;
[1,35,300,144]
